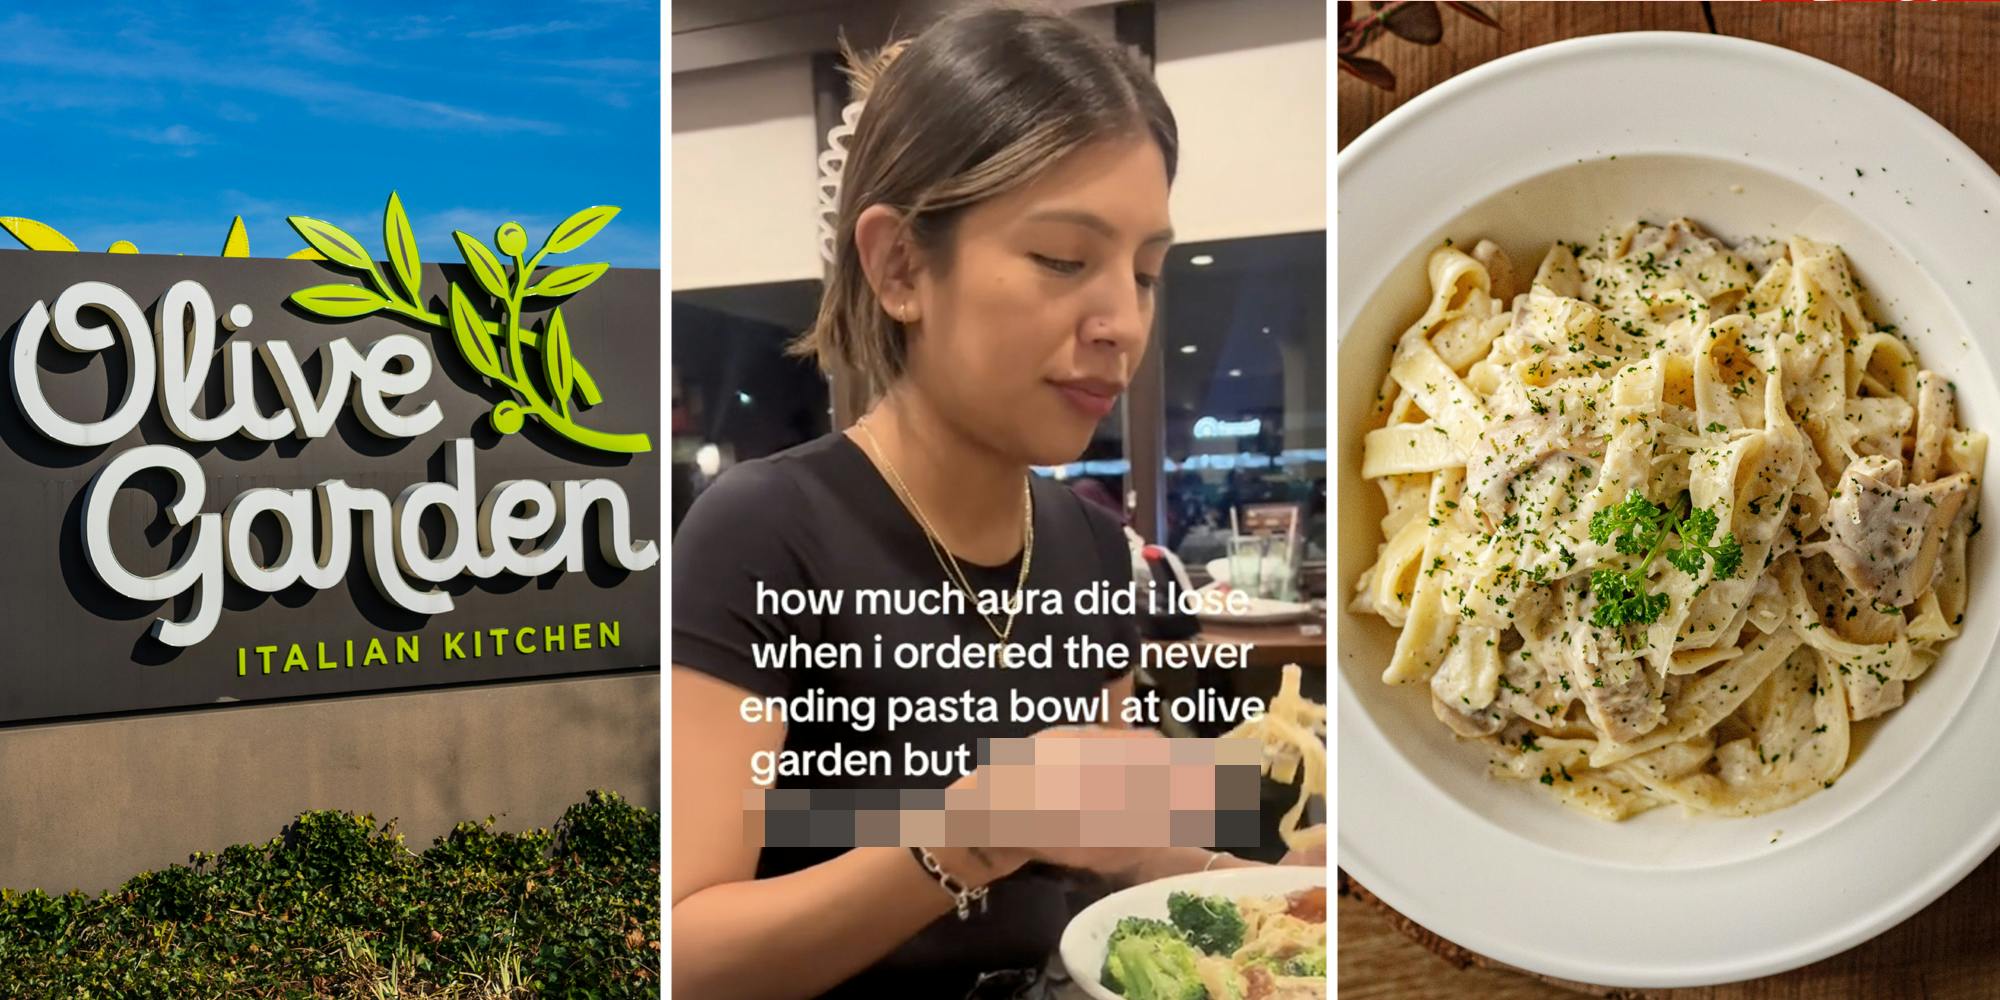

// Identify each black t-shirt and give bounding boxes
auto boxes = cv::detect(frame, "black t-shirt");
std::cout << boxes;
[672,431,1138,998]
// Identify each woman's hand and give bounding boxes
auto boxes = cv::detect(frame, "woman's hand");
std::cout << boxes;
[1279,826,1327,867]
[940,724,1166,883]
[935,727,1329,887]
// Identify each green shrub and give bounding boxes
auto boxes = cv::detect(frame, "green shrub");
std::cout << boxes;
[0,790,660,998]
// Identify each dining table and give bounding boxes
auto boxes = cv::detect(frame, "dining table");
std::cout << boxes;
[1141,615,1327,735]
[1042,611,1326,1000]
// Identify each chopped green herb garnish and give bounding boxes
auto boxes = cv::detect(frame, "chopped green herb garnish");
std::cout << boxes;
[1586,490,1743,628]
[1589,568,1669,628]
[1590,490,1672,557]
[1666,506,1744,579]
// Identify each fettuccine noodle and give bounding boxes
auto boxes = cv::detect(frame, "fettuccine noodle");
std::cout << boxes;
[1225,663,1326,846]
[1352,219,1986,819]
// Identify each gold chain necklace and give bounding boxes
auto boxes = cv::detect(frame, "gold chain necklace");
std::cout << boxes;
[856,418,1034,644]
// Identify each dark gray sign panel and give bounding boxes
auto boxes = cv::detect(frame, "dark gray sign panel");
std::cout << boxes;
[0,250,661,725]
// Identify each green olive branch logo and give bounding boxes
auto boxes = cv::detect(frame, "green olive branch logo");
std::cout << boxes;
[285,192,651,454]
[3,214,258,256]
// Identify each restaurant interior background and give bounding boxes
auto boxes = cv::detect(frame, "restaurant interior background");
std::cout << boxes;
[670,0,1326,595]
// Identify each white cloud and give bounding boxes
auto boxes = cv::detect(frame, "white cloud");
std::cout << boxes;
[268,23,364,65]
[468,19,585,41]
[121,122,210,157]
[535,55,656,77]
[0,13,563,136]
[141,123,208,146]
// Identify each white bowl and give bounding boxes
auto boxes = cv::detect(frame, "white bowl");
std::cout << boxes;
[1338,32,2000,988]
[1203,555,1291,588]
[1192,583,1313,624]
[1057,866,1326,1000]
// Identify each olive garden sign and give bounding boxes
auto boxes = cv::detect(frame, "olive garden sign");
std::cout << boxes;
[0,195,660,723]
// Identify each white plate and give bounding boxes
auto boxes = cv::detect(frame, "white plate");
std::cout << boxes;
[1194,583,1314,624]
[1338,32,2000,989]
[1204,555,1291,587]
[1058,866,1326,1000]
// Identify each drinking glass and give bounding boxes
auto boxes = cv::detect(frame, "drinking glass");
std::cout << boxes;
[1227,535,1265,598]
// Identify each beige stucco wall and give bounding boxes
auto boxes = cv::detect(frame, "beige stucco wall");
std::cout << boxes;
[0,672,659,893]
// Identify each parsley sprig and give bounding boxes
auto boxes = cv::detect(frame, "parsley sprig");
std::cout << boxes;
[1665,506,1744,579]
[1586,490,1744,628]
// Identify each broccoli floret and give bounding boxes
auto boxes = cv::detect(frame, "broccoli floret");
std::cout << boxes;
[1100,917,1207,1000]
[1167,890,1247,955]
[1240,952,1284,975]
[1110,916,1181,943]
[1283,944,1326,977]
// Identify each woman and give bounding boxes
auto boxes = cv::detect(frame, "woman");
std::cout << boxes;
[672,8,1317,998]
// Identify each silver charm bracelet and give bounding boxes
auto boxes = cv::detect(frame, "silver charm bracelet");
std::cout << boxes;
[910,846,990,920]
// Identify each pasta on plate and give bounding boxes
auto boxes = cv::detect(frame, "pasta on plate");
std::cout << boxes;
[1098,886,1325,1000]
[1223,663,1325,851]
[1352,219,1987,819]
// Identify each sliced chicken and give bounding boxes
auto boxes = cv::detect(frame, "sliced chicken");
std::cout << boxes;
[1431,689,1506,738]
[1844,661,1905,721]
[1823,455,1970,607]
[1566,630,1662,743]
[1800,552,1910,721]
[1464,425,1570,525]
[1244,966,1275,1000]
[1430,627,1507,737]
[1472,239,1517,304]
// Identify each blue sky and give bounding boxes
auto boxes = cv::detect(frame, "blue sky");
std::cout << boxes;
[0,0,660,267]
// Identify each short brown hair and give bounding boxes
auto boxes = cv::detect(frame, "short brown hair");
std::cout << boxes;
[792,3,1178,396]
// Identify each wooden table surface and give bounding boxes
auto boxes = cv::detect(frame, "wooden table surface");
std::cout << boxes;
[1160,618,1327,669]
[1338,3,2000,998]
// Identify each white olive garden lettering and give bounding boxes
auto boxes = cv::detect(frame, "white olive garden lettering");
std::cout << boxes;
[14,279,658,647]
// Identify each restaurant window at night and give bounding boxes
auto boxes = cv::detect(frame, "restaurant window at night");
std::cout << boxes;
[669,280,829,534]
[1158,231,1327,589]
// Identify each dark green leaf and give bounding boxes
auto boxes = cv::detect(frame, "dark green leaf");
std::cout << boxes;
[1711,536,1743,579]
[0,792,655,997]
[1382,1,1442,44]
[1339,55,1395,90]
[1442,1,1499,29]
[1681,507,1719,546]
[1589,568,1668,628]
[1590,490,1671,556]
[1665,547,1705,577]
[454,231,511,300]
[1669,505,1743,579]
